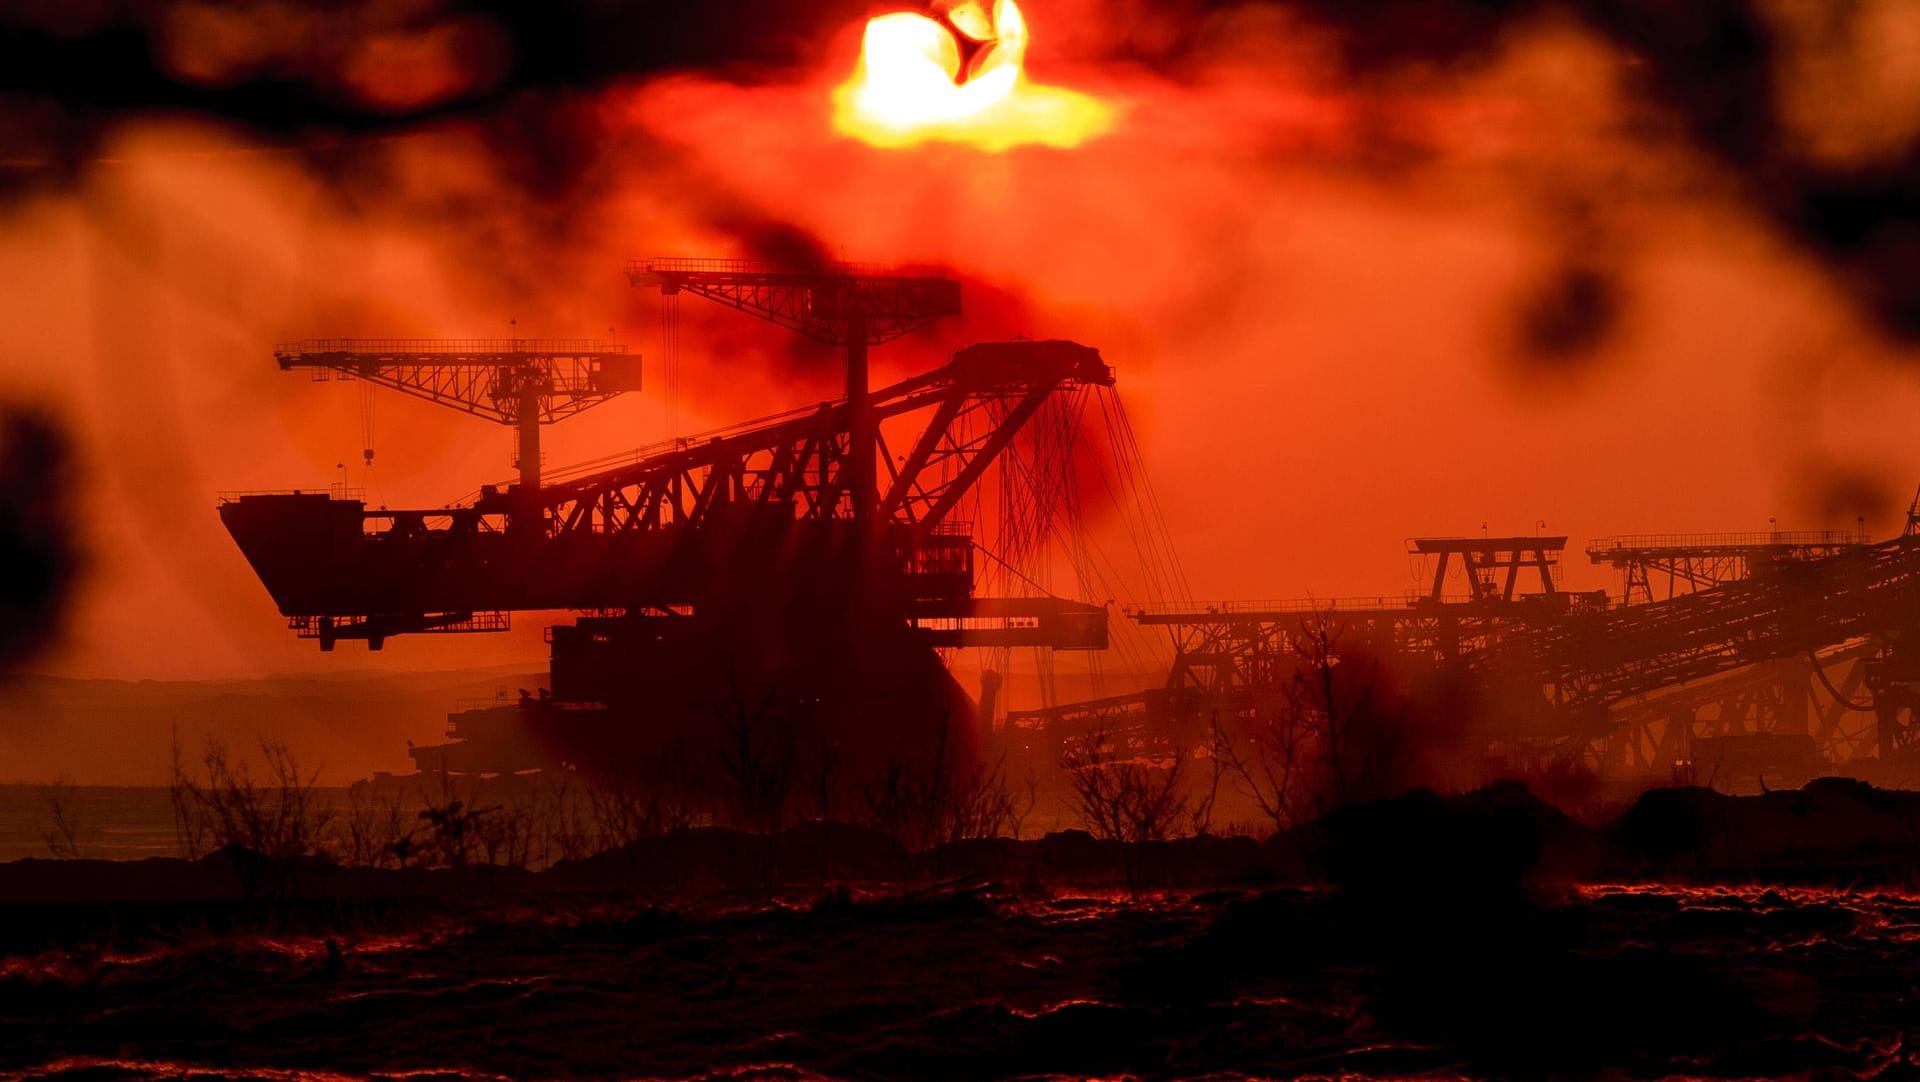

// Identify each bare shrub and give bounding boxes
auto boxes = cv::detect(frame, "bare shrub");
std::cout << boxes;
[321,767,708,873]
[541,772,599,863]
[808,734,841,824]
[40,775,84,859]
[585,771,699,848]
[1208,612,1410,833]
[476,796,539,869]
[1208,701,1311,835]
[403,772,495,869]
[944,754,1033,843]
[168,734,208,859]
[335,785,411,869]
[717,685,795,834]
[388,773,606,871]
[1187,735,1227,838]
[1061,721,1190,847]
[170,735,333,861]
[860,720,1032,852]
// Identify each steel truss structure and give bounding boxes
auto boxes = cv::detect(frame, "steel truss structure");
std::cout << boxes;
[1598,642,1877,776]
[1011,537,1601,750]
[1015,533,1920,780]
[626,257,964,525]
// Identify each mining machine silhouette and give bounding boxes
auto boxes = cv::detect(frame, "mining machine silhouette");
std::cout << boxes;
[222,260,1920,792]
[1011,526,1920,792]
[221,259,1111,783]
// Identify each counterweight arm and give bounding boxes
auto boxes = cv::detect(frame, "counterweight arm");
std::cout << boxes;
[273,338,640,490]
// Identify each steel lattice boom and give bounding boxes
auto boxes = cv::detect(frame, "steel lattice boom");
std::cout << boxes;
[538,341,1107,543]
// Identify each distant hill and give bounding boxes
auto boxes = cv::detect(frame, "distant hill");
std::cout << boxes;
[0,654,1170,787]
[0,667,546,785]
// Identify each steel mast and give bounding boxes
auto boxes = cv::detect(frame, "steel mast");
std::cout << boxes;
[625,258,961,522]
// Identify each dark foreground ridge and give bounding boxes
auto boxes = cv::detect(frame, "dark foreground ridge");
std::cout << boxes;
[5,781,1920,1080]
[4,868,1918,1079]
[4,778,1920,907]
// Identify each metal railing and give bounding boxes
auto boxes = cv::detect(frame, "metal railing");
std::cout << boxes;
[629,256,951,281]
[275,338,629,357]
[286,612,509,636]
[1585,530,1868,556]
[1124,591,1589,621]
[217,486,364,503]
[1128,594,1433,618]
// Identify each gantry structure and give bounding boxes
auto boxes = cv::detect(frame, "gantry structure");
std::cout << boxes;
[1008,536,1607,753]
[1014,528,1920,786]
[1585,530,1868,605]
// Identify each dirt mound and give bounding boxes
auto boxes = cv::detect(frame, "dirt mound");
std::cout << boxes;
[1291,779,1603,895]
[1611,776,1920,878]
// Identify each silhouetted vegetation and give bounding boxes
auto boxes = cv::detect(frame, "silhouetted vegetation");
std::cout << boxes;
[1061,720,1190,885]
[169,735,333,863]
[717,685,795,834]
[861,720,1033,852]
[38,776,83,859]
[1201,613,1417,834]
[338,783,411,868]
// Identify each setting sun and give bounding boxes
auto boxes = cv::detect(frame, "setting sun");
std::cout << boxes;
[833,0,1113,151]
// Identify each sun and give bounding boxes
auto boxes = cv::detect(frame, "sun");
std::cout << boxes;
[832,0,1114,151]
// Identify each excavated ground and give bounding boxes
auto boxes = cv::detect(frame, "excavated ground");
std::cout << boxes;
[4,780,1920,1081]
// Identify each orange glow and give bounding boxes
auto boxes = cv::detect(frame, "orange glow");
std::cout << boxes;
[832,0,1113,151]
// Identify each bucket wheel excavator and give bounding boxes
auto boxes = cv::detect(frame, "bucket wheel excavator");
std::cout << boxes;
[221,259,1112,786]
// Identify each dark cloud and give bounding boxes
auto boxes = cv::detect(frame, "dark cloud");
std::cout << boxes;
[1278,0,1536,70]
[1791,458,1902,532]
[7,0,1913,348]
[0,0,865,198]
[1515,260,1622,365]
[1296,0,1919,343]
[1789,151,1920,339]
[717,218,837,268]
[0,407,81,675]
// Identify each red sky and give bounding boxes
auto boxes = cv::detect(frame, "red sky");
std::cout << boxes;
[5,0,1920,696]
